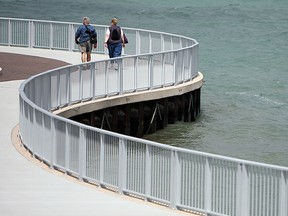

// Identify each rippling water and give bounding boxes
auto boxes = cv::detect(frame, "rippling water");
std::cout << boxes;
[1,0,287,166]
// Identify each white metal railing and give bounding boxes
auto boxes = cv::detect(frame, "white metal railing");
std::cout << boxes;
[1,17,286,216]
[0,17,196,55]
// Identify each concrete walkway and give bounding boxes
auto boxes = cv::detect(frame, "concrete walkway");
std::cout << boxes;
[0,46,196,216]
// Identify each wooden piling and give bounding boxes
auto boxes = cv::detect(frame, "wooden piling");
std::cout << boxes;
[68,88,201,138]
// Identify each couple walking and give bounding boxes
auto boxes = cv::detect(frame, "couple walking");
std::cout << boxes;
[75,17,126,66]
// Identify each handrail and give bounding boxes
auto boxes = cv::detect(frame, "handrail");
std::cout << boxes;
[1,17,286,216]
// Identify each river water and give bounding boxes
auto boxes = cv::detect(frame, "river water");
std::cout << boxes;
[1,0,287,166]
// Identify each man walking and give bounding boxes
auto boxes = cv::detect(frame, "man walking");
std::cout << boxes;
[75,17,97,63]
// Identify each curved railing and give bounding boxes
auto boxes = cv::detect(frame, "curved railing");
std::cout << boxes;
[1,18,287,216]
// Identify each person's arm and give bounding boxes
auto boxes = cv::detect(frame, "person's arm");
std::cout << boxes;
[75,28,80,44]
[120,28,125,47]
[104,28,110,47]
[94,31,98,48]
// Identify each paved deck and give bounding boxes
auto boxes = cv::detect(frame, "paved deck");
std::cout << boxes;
[0,46,196,216]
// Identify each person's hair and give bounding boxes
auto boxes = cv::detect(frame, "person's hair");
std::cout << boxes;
[111,18,118,25]
[83,17,90,24]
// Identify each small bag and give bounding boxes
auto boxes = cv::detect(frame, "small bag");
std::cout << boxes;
[123,33,128,44]
[85,26,97,44]
[90,35,97,44]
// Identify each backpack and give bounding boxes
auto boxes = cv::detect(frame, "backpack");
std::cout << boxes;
[110,26,121,40]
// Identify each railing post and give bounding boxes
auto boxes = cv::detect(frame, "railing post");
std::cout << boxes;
[170,150,181,209]
[204,157,212,212]
[46,74,52,109]
[173,51,177,85]
[118,138,127,194]
[91,63,95,99]
[39,111,44,159]
[181,50,185,82]
[149,32,152,53]
[134,56,138,91]
[119,60,123,94]
[161,53,165,86]
[161,34,165,52]
[31,107,36,157]
[65,123,70,174]
[136,30,140,55]
[279,171,288,216]
[79,67,83,100]
[8,19,12,46]
[179,37,183,49]
[236,163,249,216]
[145,145,152,200]
[105,61,108,96]
[49,22,53,49]
[50,117,56,169]
[67,67,71,105]
[56,72,60,108]
[68,24,73,51]
[196,45,199,76]
[100,133,105,184]
[149,55,153,89]
[79,127,86,181]
[28,20,32,48]
[189,48,193,81]
[170,36,173,51]
[193,45,199,78]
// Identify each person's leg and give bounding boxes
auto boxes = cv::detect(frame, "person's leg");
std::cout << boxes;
[86,42,93,62]
[112,43,122,70]
[108,44,116,66]
[79,42,88,63]
[113,43,122,58]
[81,52,87,62]
[108,44,114,59]
[87,53,91,62]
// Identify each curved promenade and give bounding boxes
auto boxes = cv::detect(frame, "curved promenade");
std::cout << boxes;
[0,46,194,216]
[2,18,287,216]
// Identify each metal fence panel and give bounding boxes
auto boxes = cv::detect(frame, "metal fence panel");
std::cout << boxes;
[179,153,206,210]
[58,68,69,106]
[210,159,238,216]
[103,134,119,188]
[42,113,53,163]
[0,19,9,44]
[67,124,80,174]
[248,166,280,216]
[122,57,136,92]
[11,19,29,46]
[54,119,66,170]
[52,23,69,49]
[94,61,107,97]
[150,146,171,202]
[34,21,50,48]
[126,140,146,195]
[85,129,101,181]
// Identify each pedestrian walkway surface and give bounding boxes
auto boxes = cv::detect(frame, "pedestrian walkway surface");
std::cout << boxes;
[0,46,196,216]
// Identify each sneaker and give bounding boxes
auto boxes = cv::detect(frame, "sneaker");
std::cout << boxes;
[113,64,119,70]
